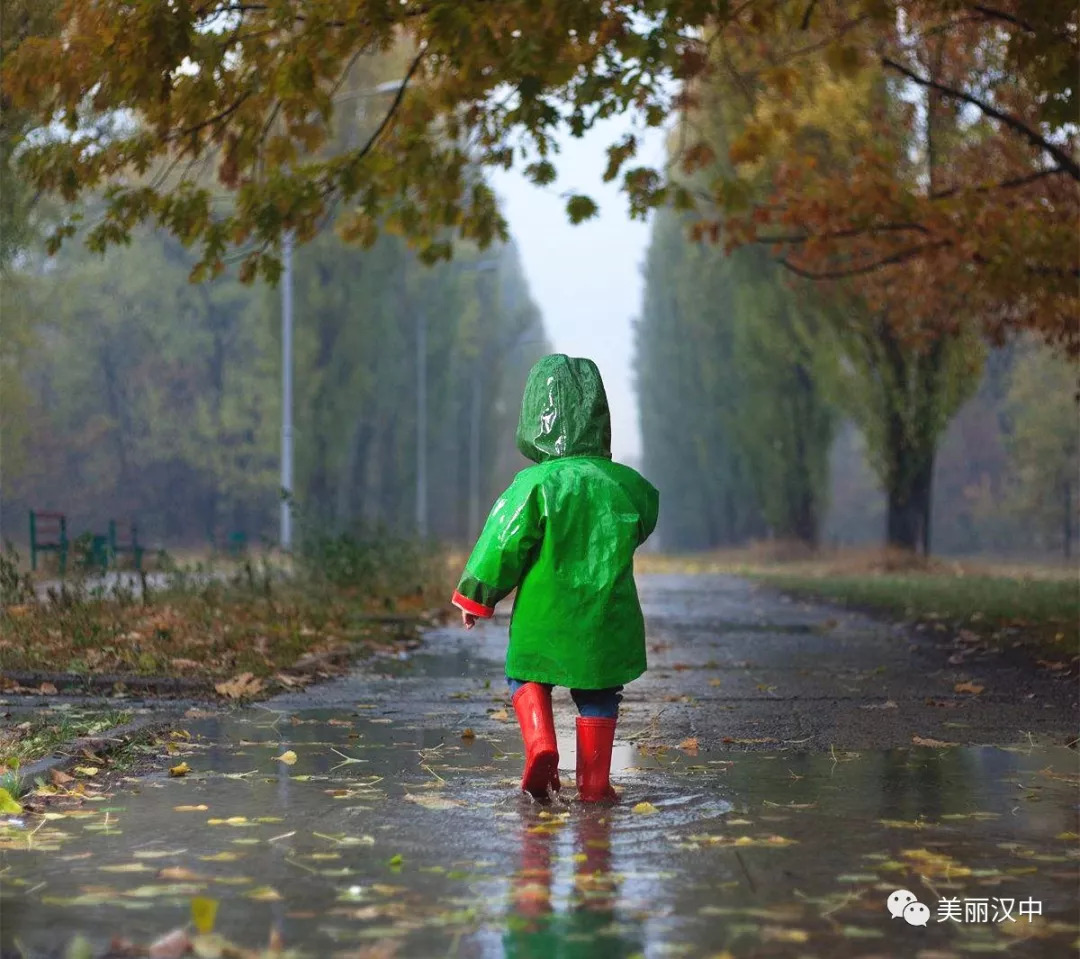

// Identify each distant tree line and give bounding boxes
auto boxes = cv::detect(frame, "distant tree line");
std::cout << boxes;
[1,227,547,551]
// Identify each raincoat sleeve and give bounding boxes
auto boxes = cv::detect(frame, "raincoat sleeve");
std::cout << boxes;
[451,476,543,618]
[640,480,660,544]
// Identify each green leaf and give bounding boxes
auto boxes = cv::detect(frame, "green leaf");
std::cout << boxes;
[565,194,599,224]
[0,787,22,815]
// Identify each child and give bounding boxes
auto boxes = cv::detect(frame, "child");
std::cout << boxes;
[451,354,659,801]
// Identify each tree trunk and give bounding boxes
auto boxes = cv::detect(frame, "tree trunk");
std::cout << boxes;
[886,450,934,554]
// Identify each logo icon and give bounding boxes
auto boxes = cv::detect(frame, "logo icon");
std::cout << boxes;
[887,889,931,926]
[887,889,920,920]
[903,901,931,926]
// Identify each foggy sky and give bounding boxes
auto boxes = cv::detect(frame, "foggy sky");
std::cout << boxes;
[491,117,665,465]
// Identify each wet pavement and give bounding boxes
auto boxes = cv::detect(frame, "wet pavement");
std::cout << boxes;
[2,574,1077,957]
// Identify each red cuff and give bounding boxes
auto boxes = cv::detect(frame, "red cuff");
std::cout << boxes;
[451,590,495,618]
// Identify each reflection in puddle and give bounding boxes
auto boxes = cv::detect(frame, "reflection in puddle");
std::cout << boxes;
[0,708,1077,958]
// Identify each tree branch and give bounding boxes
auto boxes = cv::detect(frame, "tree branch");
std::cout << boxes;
[778,240,950,280]
[931,166,1068,199]
[757,222,931,245]
[880,56,1080,181]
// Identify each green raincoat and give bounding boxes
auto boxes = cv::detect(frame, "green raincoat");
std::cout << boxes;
[451,354,659,689]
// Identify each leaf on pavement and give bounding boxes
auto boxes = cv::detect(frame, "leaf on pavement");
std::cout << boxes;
[0,788,22,815]
[911,735,958,748]
[215,672,264,699]
[169,762,191,777]
[488,709,508,722]
[954,681,984,695]
[148,928,190,959]
[275,750,298,765]
[679,737,699,755]
[191,896,219,934]
[404,793,466,810]
[632,801,659,814]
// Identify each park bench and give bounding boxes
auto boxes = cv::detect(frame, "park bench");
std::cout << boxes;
[29,510,69,574]
[108,519,145,571]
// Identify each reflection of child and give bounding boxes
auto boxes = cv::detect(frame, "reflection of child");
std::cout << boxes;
[451,355,659,801]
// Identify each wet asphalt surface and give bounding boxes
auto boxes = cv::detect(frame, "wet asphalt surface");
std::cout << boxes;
[1,574,1077,957]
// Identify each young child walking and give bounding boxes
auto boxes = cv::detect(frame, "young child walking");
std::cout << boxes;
[451,354,659,801]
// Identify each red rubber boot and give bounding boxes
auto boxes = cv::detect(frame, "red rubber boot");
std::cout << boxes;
[512,683,560,797]
[575,716,618,802]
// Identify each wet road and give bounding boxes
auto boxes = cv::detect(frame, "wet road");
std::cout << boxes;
[2,574,1077,957]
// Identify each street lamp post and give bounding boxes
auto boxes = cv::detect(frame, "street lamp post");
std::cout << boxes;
[416,305,428,539]
[277,78,406,551]
[280,229,295,551]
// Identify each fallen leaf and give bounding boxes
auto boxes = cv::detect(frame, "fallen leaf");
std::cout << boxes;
[275,751,298,765]
[157,866,208,881]
[0,788,23,815]
[245,885,282,901]
[191,894,218,933]
[912,736,958,748]
[489,709,509,722]
[148,928,190,959]
[174,804,208,812]
[679,737,699,755]
[404,793,467,810]
[64,935,93,959]
[460,728,476,741]
[953,681,984,695]
[74,766,99,777]
[50,768,75,786]
[632,801,659,815]
[38,682,58,695]
[215,672,265,700]
[169,762,191,777]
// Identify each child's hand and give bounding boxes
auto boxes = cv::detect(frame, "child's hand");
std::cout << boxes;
[461,610,477,630]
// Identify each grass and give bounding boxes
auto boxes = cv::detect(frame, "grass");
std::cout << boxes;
[0,535,453,691]
[637,545,1079,654]
[0,708,133,768]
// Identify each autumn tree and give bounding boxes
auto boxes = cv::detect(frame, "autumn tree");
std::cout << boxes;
[1002,347,1079,558]
[3,1,1074,350]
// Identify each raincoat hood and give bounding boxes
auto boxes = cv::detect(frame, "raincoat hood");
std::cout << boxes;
[515,354,612,463]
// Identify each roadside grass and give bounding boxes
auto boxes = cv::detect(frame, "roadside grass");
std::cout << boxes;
[637,545,1079,655]
[0,535,453,692]
[0,708,132,770]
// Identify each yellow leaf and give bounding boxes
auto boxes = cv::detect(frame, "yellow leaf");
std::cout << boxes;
[174,804,208,812]
[191,896,219,933]
[74,766,99,777]
[169,763,191,777]
[679,737,699,755]
[953,681,984,695]
[489,709,509,722]
[0,787,22,815]
[632,801,659,815]
[275,751,297,765]
[245,886,282,901]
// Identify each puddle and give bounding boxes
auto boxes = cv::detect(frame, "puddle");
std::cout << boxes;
[1,706,1077,958]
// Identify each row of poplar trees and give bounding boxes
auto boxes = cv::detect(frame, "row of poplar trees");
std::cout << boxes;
[636,41,1076,557]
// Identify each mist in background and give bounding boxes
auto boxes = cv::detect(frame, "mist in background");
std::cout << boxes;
[492,117,666,467]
